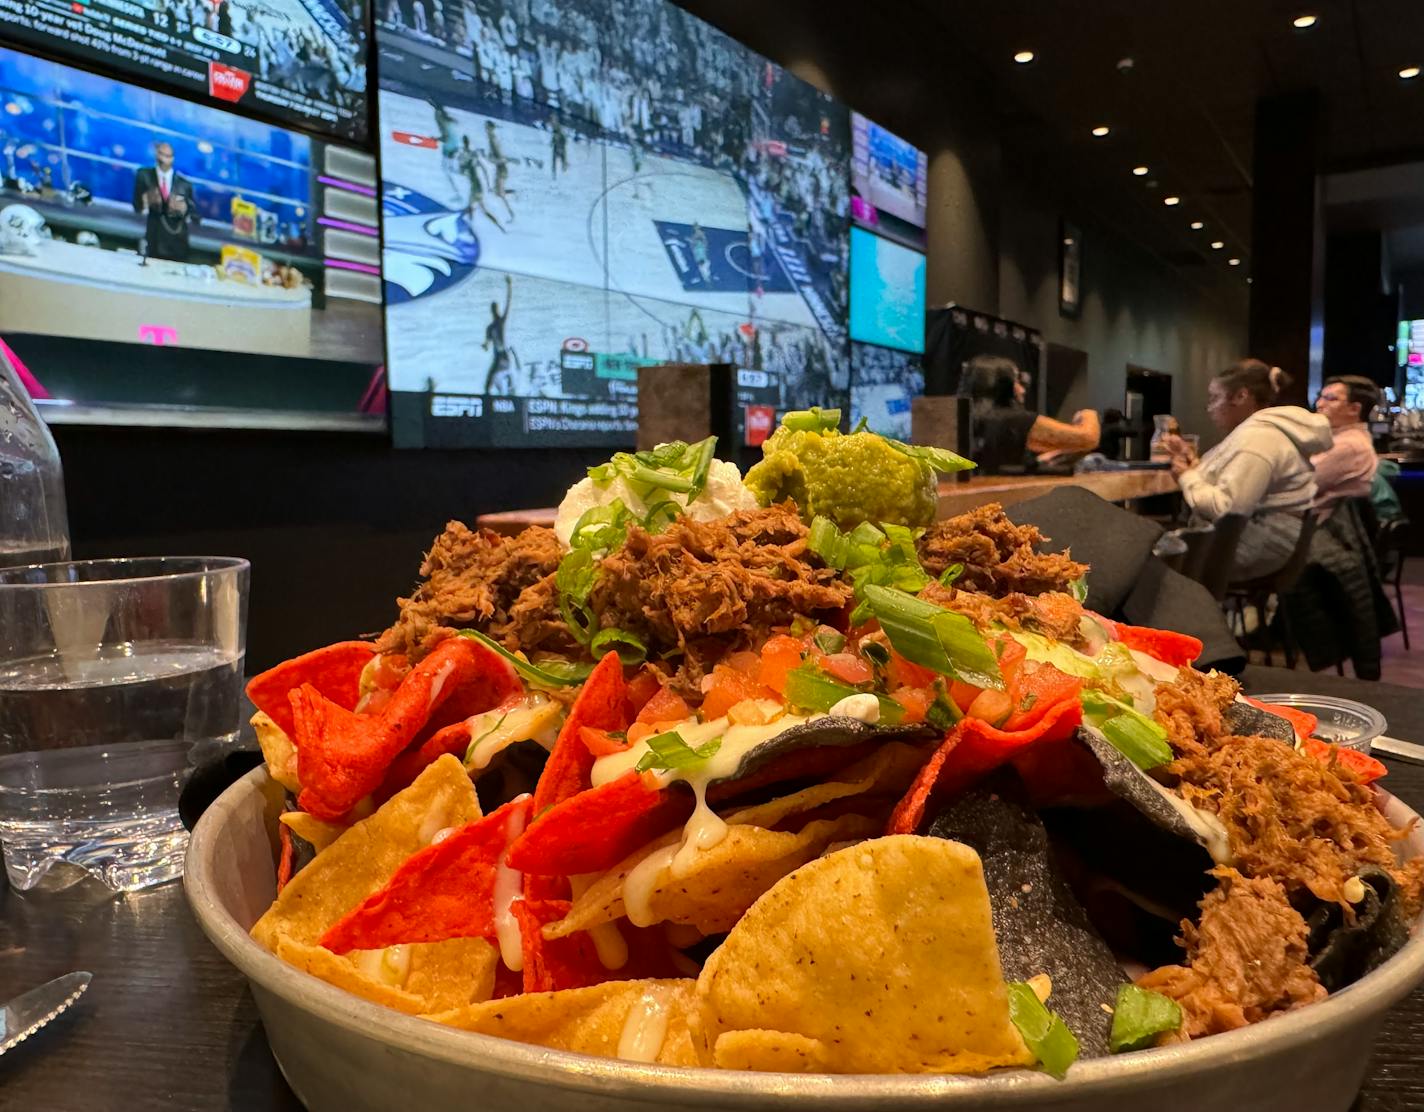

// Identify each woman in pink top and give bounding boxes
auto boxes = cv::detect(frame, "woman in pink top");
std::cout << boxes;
[1312,376,1379,511]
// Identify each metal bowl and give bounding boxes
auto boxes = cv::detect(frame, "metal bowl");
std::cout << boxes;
[186,767,1424,1112]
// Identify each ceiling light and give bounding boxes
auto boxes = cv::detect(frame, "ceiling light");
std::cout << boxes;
[1190,221,1204,230]
[1132,165,1149,176]
[1164,195,1181,206]
[1091,126,1111,137]
[1014,50,1035,65]
[1292,14,1318,29]
[1400,66,1421,80]
[1211,241,1225,249]
[1228,257,1241,266]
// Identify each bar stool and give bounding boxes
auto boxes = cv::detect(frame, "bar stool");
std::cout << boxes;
[1223,514,1318,668]
[1192,514,1248,602]
[1375,517,1411,651]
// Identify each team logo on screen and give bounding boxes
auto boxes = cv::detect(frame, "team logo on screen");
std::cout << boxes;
[381,182,480,305]
[207,63,252,103]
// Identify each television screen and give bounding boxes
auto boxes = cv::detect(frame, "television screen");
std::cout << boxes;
[849,341,922,440]
[1401,319,1424,409]
[0,44,385,427]
[850,113,927,249]
[379,0,851,449]
[0,0,369,141]
[849,225,925,354]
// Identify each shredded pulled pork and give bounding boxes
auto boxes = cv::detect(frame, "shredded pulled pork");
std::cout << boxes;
[1165,733,1416,905]
[916,503,1086,598]
[919,582,1087,645]
[377,522,564,663]
[1153,669,1241,758]
[591,504,852,693]
[1138,867,1325,1039]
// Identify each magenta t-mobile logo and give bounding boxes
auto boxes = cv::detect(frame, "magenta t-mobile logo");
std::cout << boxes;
[138,324,178,345]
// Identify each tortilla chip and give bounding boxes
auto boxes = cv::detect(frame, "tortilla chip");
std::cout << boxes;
[274,935,497,1015]
[252,754,481,950]
[694,835,1033,1074]
[710,1029,832,1072]
[545,743,925,939]
[254,711,301,794]
[279,810,346,852]
[427,979,699,1066]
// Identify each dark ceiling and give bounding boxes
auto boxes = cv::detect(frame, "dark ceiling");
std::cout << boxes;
[921,0,1424,279]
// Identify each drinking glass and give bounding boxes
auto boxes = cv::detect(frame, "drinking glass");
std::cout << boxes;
[0,557,249,891]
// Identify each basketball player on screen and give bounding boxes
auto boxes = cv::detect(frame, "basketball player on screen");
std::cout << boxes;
[549,114,569,178]
[483,274,517,390]
[457,135,504,232]
[484,120,516,222]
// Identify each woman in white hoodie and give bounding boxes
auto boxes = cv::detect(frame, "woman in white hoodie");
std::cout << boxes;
[1163,359,1333,580]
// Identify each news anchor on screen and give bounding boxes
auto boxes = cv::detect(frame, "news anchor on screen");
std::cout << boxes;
[132,141,199,261]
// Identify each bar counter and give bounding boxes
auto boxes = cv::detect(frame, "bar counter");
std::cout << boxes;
[474,467,1180,535]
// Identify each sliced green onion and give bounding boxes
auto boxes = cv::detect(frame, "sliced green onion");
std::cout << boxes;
[1109,985,1182,1053]
[862,585,1003,690]
[813,630,846,655]
[589,626,648,665]
[456,630,595,687]
[938,562,965,587]
[642,499,680,533]
[568,500,632,554]
[1081,689,1172,769]
[1006,982,1079,1080]
[884,438,976,474]
[555,548,598,647]
[634,730,721,773]
[782,663,903,723]
[1069,575,1089,604]
[852,415,870,433]
[782,406,841,433]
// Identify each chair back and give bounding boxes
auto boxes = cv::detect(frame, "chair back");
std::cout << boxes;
[1271,512,1319,594]
[1375,516,1410,575]
[1195,513,1247,601]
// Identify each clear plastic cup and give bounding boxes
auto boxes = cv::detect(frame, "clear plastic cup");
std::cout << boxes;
[1250,693,1388,753]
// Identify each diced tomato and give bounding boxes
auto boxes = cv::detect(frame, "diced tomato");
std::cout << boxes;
[822,652,874,686]
[886,649,938,691]
[701,665,775,721]
[1002,664,1083,733]
[1301,737,1387,785]
[890,685,932,724]
[949,679,982,712]
[966,688,1014,727]
[992,637,1027,683]
[627,721,656,745]
[636,685,691,726]
[625,667,664,718]
[579,726,631,757]
[758,634,806,694]
[725,651,763,678]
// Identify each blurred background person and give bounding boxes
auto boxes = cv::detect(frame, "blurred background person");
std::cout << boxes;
[1312,375,1380,513]
[959,354,1099,473]
[1162,359,1331,579]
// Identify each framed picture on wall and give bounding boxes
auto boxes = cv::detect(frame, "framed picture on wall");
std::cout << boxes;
[1059,220,1082,319]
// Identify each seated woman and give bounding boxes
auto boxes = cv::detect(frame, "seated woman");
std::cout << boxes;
[959,355,1100,472]
[1162,359,1332,580]
[1311,375,1380,512]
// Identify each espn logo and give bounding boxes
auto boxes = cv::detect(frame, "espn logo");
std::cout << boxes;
[431,395,482,418]
[208,63,252,103]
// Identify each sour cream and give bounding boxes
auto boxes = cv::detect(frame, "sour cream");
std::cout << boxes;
[554,458,757,547]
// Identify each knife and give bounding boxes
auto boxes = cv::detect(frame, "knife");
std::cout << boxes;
[1373,736,1424,765]
[0,971,91,1056]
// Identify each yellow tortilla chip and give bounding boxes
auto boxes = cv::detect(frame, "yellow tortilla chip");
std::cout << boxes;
[694,835,1033,1075]
[252,754,481,950]
[546,742,926,939]
[274,936,498,1015]
[279,810,346,852]
[710,1029,832,1072]
[253,711,301,793]
[428,979,698,1066]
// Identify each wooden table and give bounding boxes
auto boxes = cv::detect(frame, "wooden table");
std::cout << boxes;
[0,665,1420,1109]
[475,469,1180,536]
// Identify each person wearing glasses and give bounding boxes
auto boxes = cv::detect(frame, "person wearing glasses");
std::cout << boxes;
[1311,375,1380,512]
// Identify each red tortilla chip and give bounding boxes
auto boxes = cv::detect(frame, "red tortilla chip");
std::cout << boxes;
[413,639,522,740]
[381,721,475,799]
[1243,696,1319,740]
[1110,622,1202,668]
[319,797,530,955]
[293,638,500,820]
[1003,664,1082,733]
[887,699,1084,835]
[246,641,375,737]
[508,770,691,876]
[514,897,607,993]
[531,652,627,815]
[276,820,295,893]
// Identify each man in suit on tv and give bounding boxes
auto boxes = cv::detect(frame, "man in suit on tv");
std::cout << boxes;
[132,141,199,262]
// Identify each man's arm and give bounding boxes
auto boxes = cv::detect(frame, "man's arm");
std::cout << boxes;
[132,169,149,214]
[1025,410,1100,454]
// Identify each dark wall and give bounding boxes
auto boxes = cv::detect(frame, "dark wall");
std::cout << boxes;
[1323,231,1396,388]
[52,423,607,671]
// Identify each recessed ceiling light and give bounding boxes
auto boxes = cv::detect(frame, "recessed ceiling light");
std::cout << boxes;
[1292,14,1318,29]
[1190,221,1204,230]
[1014,50,1036,65]
[1211,241,1225,249]
[1164,196,1181,206]
[1247,277,1254,284]
[1132,165,1149,176]
[1401,66,1422,80]
[1091,126,1111,137]
[1228,257,1241,266]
